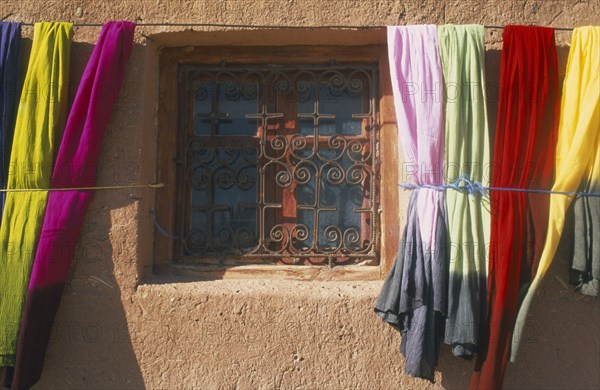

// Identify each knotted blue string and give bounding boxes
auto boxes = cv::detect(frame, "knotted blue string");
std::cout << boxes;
[400,174,600,198]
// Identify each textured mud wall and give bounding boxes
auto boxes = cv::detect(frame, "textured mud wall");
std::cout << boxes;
[1,1,599,389]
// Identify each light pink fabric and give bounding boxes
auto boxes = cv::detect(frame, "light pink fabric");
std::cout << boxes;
[387,25,445,248]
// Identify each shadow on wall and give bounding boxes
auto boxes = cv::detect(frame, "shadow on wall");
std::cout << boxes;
[438,253,600,390]
[15,39,597,390]
[28,41,146,389]
[439,44,599,390]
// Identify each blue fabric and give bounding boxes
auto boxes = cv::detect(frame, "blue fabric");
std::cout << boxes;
[0,22,21,218]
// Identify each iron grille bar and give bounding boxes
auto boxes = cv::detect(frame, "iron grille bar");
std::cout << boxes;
[178,63,380,266]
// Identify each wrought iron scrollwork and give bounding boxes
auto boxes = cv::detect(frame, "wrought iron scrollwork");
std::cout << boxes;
[179,64,380,266]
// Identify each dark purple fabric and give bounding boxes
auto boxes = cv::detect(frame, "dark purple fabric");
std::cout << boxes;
[0,22,21,219]
[7,21,135,390]
[0,21,21,388]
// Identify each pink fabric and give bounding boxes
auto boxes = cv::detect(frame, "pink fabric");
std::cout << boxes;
[387,25,445,248]
[375,26,447,381]
[29,21,135,288]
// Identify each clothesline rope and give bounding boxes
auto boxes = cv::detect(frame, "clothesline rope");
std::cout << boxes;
[0,183,164,192]
[400,175,600,197]
[13,22,576,31]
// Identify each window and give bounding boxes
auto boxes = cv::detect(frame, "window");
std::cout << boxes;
[155,46,395,276]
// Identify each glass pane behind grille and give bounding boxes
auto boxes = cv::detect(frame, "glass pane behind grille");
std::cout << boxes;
[298,83,363,136]
[180,65,379,266]
[185,146,258,256]
[194,82,258,136]
[295,150,366,253]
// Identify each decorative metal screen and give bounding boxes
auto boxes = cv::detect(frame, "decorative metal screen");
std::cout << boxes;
[177,63,380,266]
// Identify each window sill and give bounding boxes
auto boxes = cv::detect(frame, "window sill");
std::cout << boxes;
[152,263,384,282]
[137,275,384,300]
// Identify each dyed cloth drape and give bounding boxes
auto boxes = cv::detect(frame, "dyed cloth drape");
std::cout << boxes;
[511,26,600,361]
[375,25,447,382]
[3,21,136,390]
[438,24,490,359]
[0,22,72,368]
[0,23,21,386]
[0,22,21,216]
[470,26,559,390]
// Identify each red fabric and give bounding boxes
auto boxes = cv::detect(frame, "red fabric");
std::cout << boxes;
[470,25,559,390]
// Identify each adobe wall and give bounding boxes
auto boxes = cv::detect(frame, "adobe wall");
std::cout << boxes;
[1,1,598,389]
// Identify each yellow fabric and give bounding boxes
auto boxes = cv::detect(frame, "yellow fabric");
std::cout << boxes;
[0,22,72,366]
[511,26,600,362]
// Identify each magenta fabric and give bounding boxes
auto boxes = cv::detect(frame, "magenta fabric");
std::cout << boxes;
[7,21,135,389]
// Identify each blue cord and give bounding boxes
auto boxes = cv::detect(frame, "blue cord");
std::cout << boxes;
[150,208,180,240]
[400,174,600,198]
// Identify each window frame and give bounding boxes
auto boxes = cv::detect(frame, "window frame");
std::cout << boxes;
[154,45,399,281]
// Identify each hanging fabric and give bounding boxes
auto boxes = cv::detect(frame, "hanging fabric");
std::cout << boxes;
[375,25,447,382]
[0,22,72,368]
[570,181,600,296]
[437,24,491,359]
[470,25,560,390]
[0,22,22,387]
[0,22,21,218]
[510,26,600,361]
[2,21,136,389]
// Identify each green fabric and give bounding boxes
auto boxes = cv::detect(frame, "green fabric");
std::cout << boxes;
[0,22,72,366]
[438,24,491,357]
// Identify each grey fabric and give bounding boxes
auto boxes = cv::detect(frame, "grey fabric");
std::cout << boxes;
[374,190,448,382]
[445,271,486,358]
[570,186,599,297]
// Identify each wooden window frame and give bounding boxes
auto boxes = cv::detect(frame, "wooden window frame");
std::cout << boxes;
[154,45,399,281]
